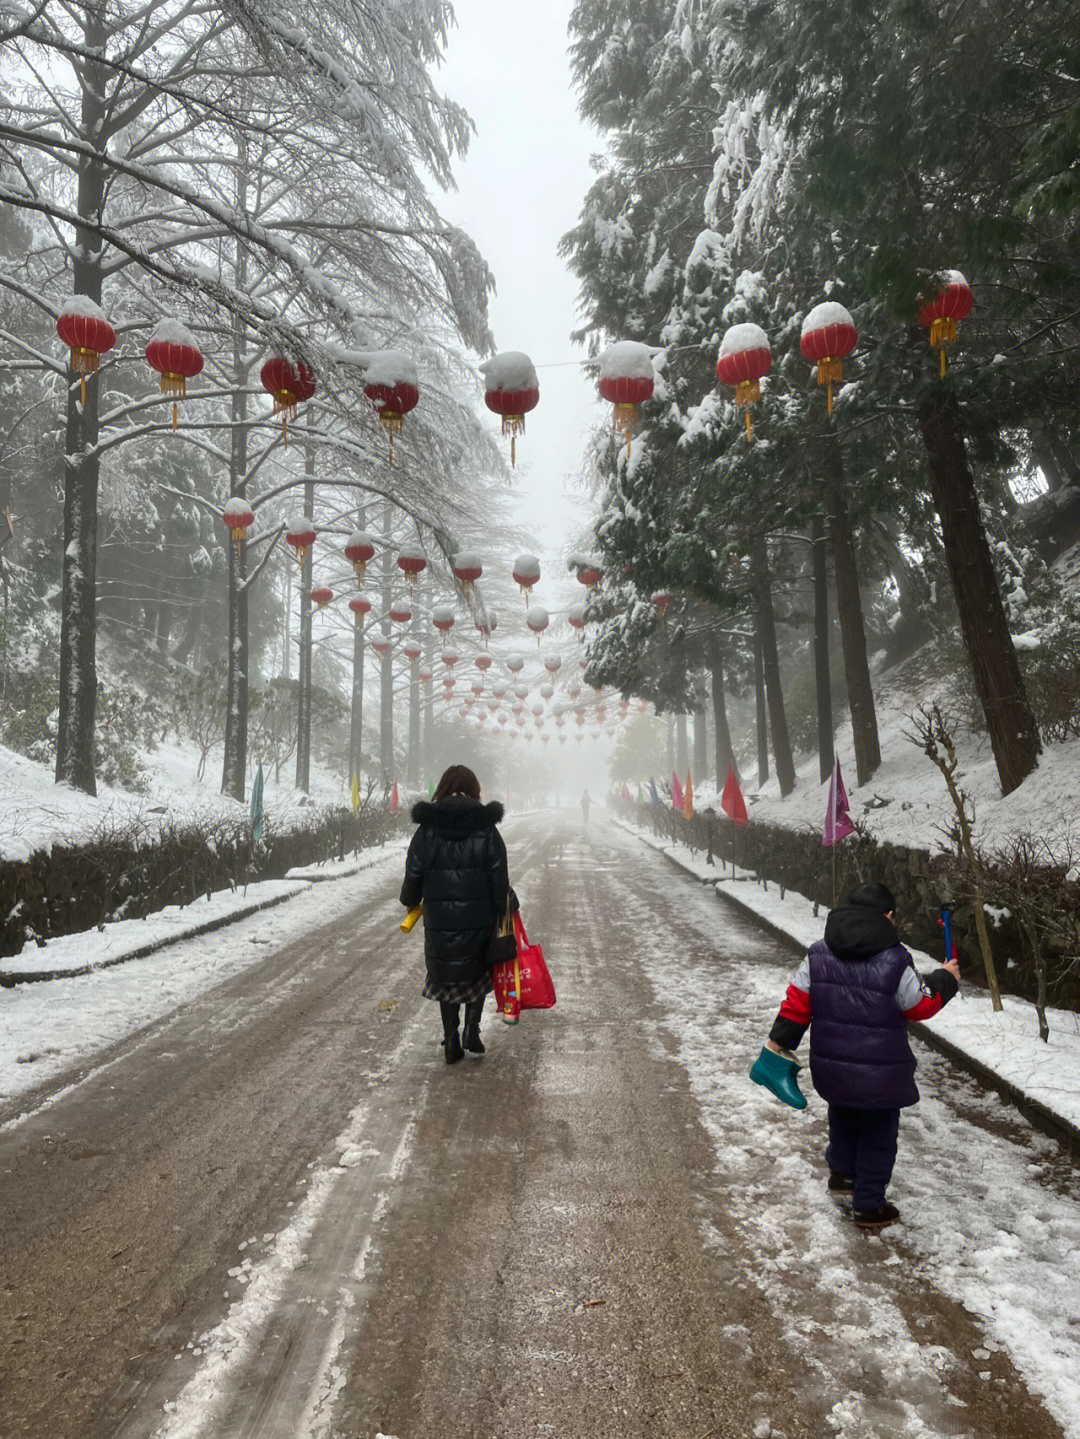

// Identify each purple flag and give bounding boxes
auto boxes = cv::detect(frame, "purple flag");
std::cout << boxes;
[823,758,855,847]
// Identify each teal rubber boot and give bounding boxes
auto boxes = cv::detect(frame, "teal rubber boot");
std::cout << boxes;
[750,1046,808,1110]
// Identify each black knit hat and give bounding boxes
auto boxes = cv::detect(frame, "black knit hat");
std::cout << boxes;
[846,880,896,913]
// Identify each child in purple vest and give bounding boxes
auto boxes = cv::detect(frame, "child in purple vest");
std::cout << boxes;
[764,881,960,1230]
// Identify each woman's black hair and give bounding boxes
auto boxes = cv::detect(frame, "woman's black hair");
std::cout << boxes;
[846,880,896,913]
[433,764,481,803]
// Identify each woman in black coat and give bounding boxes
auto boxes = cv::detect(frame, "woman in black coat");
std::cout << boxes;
[400,764,511,1064]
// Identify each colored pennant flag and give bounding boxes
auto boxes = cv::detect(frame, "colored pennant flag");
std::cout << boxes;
[429,777,435,799]
[622,783,633,804]
[350,770,360,815]
[390,780,400,815]
[650,777,661,807]
[720,764,749,827]
[249,760,264,845]
[683,771,694,820]
[823,758,855,847]
[671,770,684,811]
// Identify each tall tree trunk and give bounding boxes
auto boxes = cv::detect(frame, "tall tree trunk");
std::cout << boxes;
[222,160,250,802]
[811,513,834,783]
[676,712,689,777]
[56,9,108,794]
[824,434,881,785]
[666,713,675,778]
[348,505,366,787]
[294,441,315,791]
[379,506,394,781]
[407,615,420,789]
[422,620,435,787]
[710,647,735,782]
[1032,415,1080,492]
[693,703,708,785]
[918,384,1040,795]
[754,630,768,787]
[750,534,796,795]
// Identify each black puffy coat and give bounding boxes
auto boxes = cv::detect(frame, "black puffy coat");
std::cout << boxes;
[400,797,510,998]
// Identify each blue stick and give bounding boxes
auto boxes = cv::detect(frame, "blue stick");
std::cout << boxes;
[942,907,954,963]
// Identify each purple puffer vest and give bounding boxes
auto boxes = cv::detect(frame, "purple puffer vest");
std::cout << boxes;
[807,940,919,1109]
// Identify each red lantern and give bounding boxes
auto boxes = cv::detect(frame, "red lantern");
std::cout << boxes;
[404,639,422,663]
[362,349,419,464]
[344,530,375,580]
[512,551,540,606]
[145,319,204,430]
[598,341,656,454]
[397,545,427,585]
[310,586,333,609]
[349,595,372,617]
[568,603,585,639]
[475,654,493,672]
[476,611,497,646]
[652,590,672,617]
[370,638,391,659]
[445,676,458,690]
[917,270,973,376]
[57,296,116,405]
[222,497,254,547]
[261,356,316,444]
[481,352,539,467]
[432,604,455,634]
[800,303,858,417]
[526,606,550,646]
[472,680,485,696]
[441,650,459,669]
[452,552,483,593]
[578,565,602,588]
[285,517,316,562]
[506,653,525,674]
[389,601,412,624]
[419,667,434,683]
[717,323,772,439]
[544,656,562,675]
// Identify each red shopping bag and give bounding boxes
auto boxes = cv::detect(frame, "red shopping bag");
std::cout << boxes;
[493,912,556,1020]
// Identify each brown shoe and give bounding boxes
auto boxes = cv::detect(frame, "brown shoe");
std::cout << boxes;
[854,1203,900,1230]
[828,1172,854,1195]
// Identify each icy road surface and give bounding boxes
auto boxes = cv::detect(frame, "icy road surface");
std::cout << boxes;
[0,813,1077,1439]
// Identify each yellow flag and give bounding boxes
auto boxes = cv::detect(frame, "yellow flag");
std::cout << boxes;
[350,770,360,814]
[683,771,694,821]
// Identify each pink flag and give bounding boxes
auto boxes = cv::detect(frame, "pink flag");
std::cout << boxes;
[720,764,749,827]
[671,771,684,811]
[823,759,855,847]
[621,783,632,803]
[390,781,400,815]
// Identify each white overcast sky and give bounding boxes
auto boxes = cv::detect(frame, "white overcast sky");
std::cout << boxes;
[437,0,603,574]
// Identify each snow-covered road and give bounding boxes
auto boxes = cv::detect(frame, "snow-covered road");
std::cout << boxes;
[1,813,1077,1439]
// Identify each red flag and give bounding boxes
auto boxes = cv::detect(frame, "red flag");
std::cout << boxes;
[720,764,749,827]
[621,783,632,803]
[823,758,855,847]
[390,781,400,815]
[671,770,684,811]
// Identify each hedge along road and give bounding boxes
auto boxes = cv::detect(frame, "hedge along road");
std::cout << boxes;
[0,813,1075,1439]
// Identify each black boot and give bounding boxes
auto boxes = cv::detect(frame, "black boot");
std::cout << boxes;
[462,999,486,1054]
[440,1002,464,1065]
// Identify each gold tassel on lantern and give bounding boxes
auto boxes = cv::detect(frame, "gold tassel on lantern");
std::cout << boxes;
[613,401,638,456]
[816,357,844,416]
[159,371,187,430]
[501,413,526,468]
[380,410,403,466]
[735,379,761,439]
[929,316,957,376]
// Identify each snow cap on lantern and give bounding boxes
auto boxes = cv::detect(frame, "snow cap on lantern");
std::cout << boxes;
[526,605,550,645]
[481,352,539,467]
[349,594,372,617]
[419,666,434,683]
[389,600,412,624]
[432,603,455,634]
[567,602,585,635]
[492,681,507,698]
[403,639,422,662]
[476,609,497,640]
[285,515,316,561]
[344,529,376,580]
[540,682,555,700]
[513,683,530,702]
[544,655,562,675]
[441,649,459,668]
[917,269,973,375]
[396,543,427,584]
[800,302,857,416]
[506,652,525,674]
[222,496,254,546]
[310,586,333,610]
[145,318,204,430]
[512,551,541,605]
[361,349,419,462]
[370,637,391,658]
[598,340,656,453]
[717,322,771,438]
[452,551,483,593]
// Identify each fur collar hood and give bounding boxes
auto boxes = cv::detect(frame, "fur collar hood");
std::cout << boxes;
[410,797,504,835]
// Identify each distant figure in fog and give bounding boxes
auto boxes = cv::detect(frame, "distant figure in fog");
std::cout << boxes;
[400,765,512,1065]
[581,789,590,825]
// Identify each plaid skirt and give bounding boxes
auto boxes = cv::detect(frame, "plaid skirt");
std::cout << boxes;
[422,970,493,1004]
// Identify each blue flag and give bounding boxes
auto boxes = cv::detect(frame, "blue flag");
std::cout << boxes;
[250,761,264,845]
[650,777,661,807]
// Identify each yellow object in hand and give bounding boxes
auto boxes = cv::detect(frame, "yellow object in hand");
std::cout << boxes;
[400,905,423,934]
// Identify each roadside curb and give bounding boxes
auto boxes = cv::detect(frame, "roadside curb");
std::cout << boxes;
[1,843,406,986]
[613,818,1080,1158]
